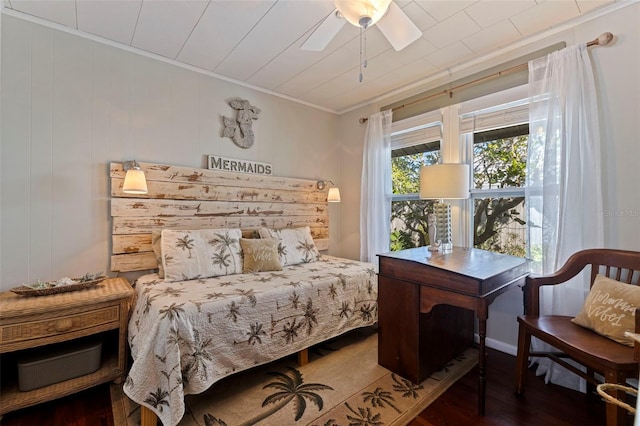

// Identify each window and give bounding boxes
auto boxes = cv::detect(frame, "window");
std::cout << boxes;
[461,89,529,257]
[390,112,441,251]
[390,85,530,257]
[470,125,528,257]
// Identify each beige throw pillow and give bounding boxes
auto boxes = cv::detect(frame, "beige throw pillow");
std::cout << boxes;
[151,230,164,278]
[161,228,243,282]
[240,238,282,273]
[257,226,320,266]
[572,274,640,346]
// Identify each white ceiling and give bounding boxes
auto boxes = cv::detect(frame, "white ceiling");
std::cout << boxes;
[1,0,621,113]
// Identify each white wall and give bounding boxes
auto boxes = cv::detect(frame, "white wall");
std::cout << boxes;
[338,2,640,353]
[0,14,341,291]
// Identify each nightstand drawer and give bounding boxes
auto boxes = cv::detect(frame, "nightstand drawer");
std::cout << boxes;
[1,306,120,345]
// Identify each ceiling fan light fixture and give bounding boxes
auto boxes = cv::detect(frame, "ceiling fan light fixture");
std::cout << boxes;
[334,0,392,28]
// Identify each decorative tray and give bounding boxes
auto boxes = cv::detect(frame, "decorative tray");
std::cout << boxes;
[11,275,106,297]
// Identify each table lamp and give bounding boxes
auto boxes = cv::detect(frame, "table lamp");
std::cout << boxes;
[419,163,470,253]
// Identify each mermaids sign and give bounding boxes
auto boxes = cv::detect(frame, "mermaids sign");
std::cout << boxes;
[222,98,260,149]
[208,155,272,175]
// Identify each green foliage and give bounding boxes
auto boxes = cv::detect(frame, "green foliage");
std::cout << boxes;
[473,135,527,189]
[391,149,438,251]
[472,135,527,256]
[391,151,438,194]
[392,156,420,194]
[390,199,432,251]
[391,151,440,251]
[390,230,411,252]
[390,132,528,256]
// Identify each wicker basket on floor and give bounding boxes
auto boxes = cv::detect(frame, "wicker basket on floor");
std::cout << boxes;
[596,383,637,414]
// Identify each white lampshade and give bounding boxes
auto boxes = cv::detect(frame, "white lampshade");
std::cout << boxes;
[122,168,148,194]
[419,164,470,200]
[334,0,392,27]
[327,187,341,203]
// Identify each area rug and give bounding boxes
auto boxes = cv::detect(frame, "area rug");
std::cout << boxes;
[111,327,477,426]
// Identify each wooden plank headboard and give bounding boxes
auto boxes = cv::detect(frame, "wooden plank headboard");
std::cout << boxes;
[110,162,329,272]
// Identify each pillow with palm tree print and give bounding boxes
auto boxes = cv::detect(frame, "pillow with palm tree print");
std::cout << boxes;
[161,228,243,282]
[257,226,320,266]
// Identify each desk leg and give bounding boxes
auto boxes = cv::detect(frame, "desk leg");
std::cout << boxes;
[478,318,487,416]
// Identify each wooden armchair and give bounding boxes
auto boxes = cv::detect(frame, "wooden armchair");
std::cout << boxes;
[515,249,640,426]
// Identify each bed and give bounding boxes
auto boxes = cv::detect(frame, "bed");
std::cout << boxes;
[109,162,378,426]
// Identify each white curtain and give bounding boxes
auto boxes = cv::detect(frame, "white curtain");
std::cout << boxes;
[526,43,604,391]
[360,110,393,263]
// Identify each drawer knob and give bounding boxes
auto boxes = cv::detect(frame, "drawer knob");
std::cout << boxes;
[54,318,73,332]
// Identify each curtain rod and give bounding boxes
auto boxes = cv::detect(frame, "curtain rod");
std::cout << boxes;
[358,32,614,124]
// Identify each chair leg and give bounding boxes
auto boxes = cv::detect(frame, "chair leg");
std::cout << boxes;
[604,371,627,426]
[515,322,531,394]
[586,367,596,396]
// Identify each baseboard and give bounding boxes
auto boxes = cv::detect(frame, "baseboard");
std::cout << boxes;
[473,334,518,357]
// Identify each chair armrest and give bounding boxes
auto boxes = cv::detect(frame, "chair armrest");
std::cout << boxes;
[523,271,585,316]
[521,249,640,316]
[522,252,596,316]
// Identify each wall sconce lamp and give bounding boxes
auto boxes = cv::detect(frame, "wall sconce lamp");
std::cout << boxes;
[419,164,470,253]
[122,160,148,194]
[317,180,341,203]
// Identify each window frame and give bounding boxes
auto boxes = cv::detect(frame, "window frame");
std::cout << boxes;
[390,110,442,202]
[459,86,529,250]
[388,84,531,253]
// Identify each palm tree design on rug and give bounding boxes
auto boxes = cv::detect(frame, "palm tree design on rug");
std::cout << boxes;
[344,402,383,426]
[361,387,401,413]
[236,367,333,425]
[391,373,423,398]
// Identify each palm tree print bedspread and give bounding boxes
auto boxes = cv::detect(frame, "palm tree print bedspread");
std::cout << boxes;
[124,255,378,426]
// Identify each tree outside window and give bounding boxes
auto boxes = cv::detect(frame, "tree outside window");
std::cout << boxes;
[472,125,528,257]
[389,127,528,257]
[390,143,439,251]
[389,93,529,257]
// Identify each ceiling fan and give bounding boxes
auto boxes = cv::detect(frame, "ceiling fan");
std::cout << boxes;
[301,0,422,52]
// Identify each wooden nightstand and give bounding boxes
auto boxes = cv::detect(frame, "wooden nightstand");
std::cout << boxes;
[0,277,134,416]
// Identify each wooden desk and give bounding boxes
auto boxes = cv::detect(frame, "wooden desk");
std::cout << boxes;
[377,246,528,415]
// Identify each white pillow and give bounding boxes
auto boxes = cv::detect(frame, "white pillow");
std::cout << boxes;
[161,228,243,282]
[257,226,320,266]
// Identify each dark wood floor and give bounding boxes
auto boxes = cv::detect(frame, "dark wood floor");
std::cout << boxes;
[2,348,633,426]
[409,348,630,426]
[2,383,114,426]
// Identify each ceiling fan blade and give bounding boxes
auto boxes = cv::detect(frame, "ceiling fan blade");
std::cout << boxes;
[301,10,346,52]
[376,2,422,51]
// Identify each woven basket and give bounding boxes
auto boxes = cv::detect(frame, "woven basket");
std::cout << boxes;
[10,277,106,297]
[596,383,637,414]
